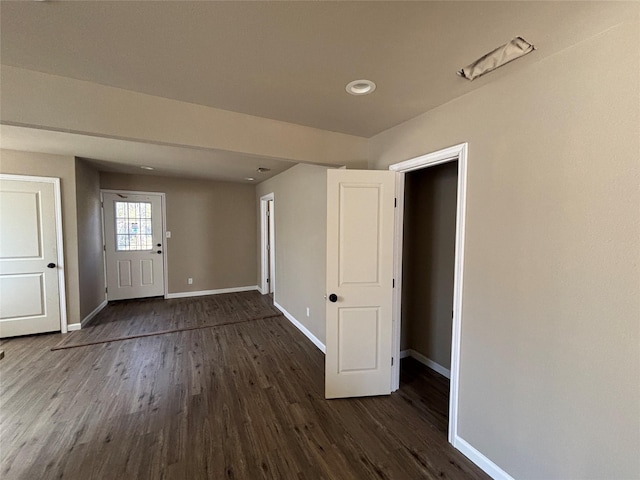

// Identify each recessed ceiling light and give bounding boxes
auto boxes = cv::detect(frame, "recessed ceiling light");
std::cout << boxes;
[245,177,255,181]
[140,166,154,170]
[346,79,376,96]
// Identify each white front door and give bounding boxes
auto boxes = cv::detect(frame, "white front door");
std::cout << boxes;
[0,177,63,337]
[325,169,396,399]
[103,191,165,301]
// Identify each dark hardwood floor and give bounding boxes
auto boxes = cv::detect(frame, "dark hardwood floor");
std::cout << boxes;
[53,292,282,349]
[0,291,488,480]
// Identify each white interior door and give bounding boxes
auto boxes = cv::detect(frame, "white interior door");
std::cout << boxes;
[103,191,165,301]
[0,177,63,337]
[325,169,396,399]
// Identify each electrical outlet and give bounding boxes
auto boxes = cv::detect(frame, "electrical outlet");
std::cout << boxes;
[306,307,310,317]
[188,278,193,285]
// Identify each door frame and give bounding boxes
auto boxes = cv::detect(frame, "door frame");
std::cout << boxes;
[259,193,275,295]
[100,189,168,299]
[388,142,468,444]
[0,173,68,333]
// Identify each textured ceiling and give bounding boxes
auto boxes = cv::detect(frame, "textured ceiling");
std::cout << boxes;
[1,1,631,137]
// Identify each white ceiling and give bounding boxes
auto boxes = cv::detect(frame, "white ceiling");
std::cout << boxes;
[0,1,632,180]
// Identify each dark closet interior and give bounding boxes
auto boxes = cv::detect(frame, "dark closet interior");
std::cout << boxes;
[399,160,458,432]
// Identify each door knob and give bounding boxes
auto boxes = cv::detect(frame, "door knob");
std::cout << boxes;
[157,243,161,247]
[47,263,56,268]
[156,250,162,254]
[328,293,338,303]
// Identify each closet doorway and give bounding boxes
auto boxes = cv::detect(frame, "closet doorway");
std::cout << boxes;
[389,143,468,444]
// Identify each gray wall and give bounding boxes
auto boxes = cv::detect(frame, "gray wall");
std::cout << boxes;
[256,164,329,345]
[401,161,457,370]
[75,158,106,320]
[1,65,368,168]
[100,173,257,294]
[0,149,82,324]
[369,17,640,480]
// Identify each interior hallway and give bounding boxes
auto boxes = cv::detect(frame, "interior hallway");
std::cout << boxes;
[0,291,487,480]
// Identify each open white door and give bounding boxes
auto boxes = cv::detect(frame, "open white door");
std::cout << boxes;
[325,169,396,399]
[103,191,165,301]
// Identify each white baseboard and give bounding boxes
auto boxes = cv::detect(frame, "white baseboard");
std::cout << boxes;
[81,298,108,328]
[453,436,514,480]
[67,323,82,331]
[403,349,451,379]
[273,300,326,354]
[401,351,509,480]
[165,285,259,299]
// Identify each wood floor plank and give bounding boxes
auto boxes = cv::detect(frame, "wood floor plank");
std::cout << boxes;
[0,291,488,480]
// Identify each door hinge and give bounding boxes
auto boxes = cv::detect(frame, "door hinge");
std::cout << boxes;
[101,201,104,208]
[394,198,397,208]
[105,287,108,293]
[391,357,394,366]
[393,278,395,288]
[267,278,270,283]
[103,245,106,251]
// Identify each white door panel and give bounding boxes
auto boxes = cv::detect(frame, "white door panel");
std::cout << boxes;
[0,178,62,337]
[117,260,133,287]
[103,192,165,300]
[0,274,45,318]
[140,259,154,285]
[326,170,395,399]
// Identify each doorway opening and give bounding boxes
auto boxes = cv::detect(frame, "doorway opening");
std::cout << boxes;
[259,193,275,297]
[389,143,468,445]
[400,160,458,435]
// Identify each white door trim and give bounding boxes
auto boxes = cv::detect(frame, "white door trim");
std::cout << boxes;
[388,142,468,445]
[259,193,275,295]
[100,189,168,299]
[0,173,68,333]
